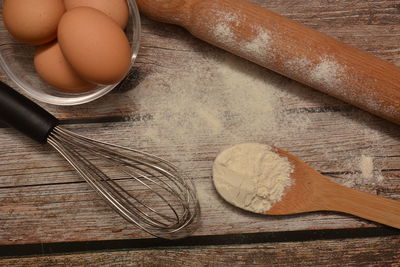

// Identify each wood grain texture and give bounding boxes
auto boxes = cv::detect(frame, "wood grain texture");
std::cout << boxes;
[0,0,399,261]
[1,235,400,266]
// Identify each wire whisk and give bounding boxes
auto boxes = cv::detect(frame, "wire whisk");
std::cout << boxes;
[0,81,200,239]
[48,126,199,238]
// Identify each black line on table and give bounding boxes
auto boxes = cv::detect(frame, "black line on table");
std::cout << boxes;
[0,117,124,128]
[1,167,399,190]
[60,116,129,125]
[0,175,148,190]
[285,105,354,114]
[0,114,153,129]
[382,168,400,172]
[0,180,83,190]
[1,227,399,257]
[322,170,358,176]
[375,155,400,158]
[322,168,400,176]
[142,45,194,53]
[0,105,357,129]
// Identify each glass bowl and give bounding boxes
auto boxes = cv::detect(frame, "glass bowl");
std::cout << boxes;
[0,0,141,105]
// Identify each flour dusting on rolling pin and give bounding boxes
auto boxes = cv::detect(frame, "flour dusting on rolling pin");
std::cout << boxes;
[136,0,400,125]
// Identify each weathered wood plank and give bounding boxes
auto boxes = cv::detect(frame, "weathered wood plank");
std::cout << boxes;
[2,235,400,266]
[1,170,399,244]
[0,0,399,248]
[1,170,394,244]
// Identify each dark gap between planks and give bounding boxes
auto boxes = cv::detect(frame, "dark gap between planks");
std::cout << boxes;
[0,116,130,129]
[0,105,353,129]
[0,113,153,128]
[1,227,399,257]
[1,167,399,190]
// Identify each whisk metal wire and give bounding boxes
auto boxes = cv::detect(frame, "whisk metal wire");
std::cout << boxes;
[47,126,199,239]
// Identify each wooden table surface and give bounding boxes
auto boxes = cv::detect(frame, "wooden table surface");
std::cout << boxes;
[1,0,400,266]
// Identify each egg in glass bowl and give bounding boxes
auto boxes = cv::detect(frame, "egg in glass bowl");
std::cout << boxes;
[0,0,141,105]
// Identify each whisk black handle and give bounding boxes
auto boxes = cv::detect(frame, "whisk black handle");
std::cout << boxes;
[0,81,59,143]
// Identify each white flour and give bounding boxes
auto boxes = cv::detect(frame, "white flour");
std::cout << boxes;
[128,53,310,161]
[212,143,293,213]
[241,26,271,59]
[310,57,344,90]
[285,56,345,95]
[359,155,374,180]
[211,10,272,59]
[212,11,238,43]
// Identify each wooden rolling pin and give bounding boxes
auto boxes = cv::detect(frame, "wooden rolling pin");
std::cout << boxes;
[136,0,400,125]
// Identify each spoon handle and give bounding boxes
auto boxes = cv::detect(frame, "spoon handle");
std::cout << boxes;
[137,0,400,125]
[324,183,400,229]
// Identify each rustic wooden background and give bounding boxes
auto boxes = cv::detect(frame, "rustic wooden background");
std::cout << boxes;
[1,0,400,266]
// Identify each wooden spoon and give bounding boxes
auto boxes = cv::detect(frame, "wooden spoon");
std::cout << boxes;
[136,0,400,125]
[213,145,400,229]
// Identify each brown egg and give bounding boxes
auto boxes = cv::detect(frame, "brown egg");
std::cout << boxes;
[2,0,65,45]
[64,0,129,29]
[58,7,132,85]
[34,42,96,93]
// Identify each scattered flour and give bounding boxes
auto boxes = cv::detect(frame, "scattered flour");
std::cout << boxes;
[285,56,344,90]
[211,10,239,45]
[214,23,235,42]
[211,10,272,59]
[310,57,344,90]
[359,155,374,180]
[240,26,272,59]
[341,152,386,188]
[212,143,293,213]
[285,57,313,74]
[127,52,312,170]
